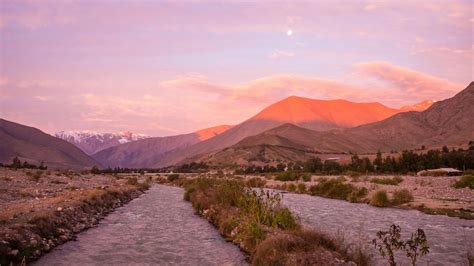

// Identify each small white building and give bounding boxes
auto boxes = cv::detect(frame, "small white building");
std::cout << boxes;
[417,168,463,176]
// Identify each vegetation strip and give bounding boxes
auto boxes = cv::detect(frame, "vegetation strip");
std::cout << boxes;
[179,177,370,265]
[0,182,149,265]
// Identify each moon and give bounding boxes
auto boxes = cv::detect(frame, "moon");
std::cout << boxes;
[287,29,293,36]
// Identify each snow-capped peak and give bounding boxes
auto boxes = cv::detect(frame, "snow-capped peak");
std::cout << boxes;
[54,130,151,155]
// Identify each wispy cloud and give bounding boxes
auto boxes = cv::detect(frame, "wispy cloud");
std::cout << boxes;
[354,61,462,99]
[267,50,295,59]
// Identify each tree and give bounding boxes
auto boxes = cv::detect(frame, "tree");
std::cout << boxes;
[373,224,429,266]
[303,157,323,173]
[374,151,383,172]
[11,157,22,169]
[90,166,101,174]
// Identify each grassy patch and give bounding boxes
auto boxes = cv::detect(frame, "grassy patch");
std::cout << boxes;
[370,190,390,207]
[391,189,414,205]
[309,179,367,202]
[415,205,474,220]
[245,177,266,188]
[370,176,403,185]
[452,175,474,189]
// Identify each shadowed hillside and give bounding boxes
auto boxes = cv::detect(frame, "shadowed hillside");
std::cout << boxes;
[0,119,100,169]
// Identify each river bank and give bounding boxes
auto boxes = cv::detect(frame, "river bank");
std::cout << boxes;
[0,168,149,264]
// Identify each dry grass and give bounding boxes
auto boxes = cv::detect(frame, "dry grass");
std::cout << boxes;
[184,178,368,265]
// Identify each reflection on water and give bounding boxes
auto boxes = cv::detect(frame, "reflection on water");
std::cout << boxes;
[279,191,474,265]
[35,185,247,266]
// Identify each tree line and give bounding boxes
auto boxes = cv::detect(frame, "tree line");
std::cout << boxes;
[0,157,47,170]
[234,144,474,175]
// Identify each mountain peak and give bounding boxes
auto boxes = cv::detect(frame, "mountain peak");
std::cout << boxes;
[196,125,232,141]
[251,96,399,128]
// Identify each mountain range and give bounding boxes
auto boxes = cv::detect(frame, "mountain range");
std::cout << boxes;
[194,82,474,166]
[55,131,150,155]
[92,96,433,168]
[91,125,231,168]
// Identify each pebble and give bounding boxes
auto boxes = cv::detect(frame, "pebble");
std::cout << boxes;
[9,249,19,256]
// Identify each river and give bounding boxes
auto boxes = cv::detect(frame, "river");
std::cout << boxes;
[279,191,474,265]
[35,185,247,265]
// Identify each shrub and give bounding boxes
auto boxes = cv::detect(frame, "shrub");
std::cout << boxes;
[287,183,296,192]
[275,171,298,181]
[348,187,368,203]
[297,183,306,193]
[167,173,180,182]
[370,190,390,207]
[301,173,311,182]
[90,166,101,174]
[452,175,474,189]
[245,177,266,188]
[309,179,355,200]
[370,176,403,185]
[273,208,297,230]
[126,177,138,185]
[392,189,414,205]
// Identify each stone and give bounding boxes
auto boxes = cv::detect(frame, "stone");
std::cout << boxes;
[9,249,19,256]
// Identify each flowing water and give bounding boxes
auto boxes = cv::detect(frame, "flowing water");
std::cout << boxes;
[279,191,474,265]
[35,185,247,266]
[35,185,473,265]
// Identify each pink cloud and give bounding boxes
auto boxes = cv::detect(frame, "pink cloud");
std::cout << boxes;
[267,50,295,59]
[354,61,463,99]
[158,62,466,109]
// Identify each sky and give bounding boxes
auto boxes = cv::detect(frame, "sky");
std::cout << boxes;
[0,0,472,136]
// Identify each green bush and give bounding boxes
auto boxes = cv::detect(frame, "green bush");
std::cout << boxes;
[452,175,474,189]
[370,176,403,185]
[309,179,355,200]
[273,208,297,230]
[392,189,414,205]
[370,190,390,207]
[275,171,298,181]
